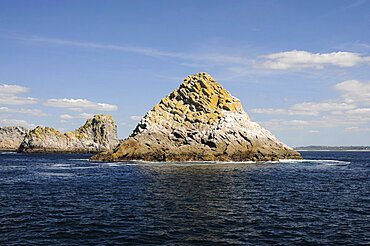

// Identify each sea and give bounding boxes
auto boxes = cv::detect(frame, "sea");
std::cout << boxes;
[0,151,369,245]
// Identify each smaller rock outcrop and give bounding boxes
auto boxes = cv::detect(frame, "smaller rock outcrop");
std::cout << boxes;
[18,114,119,153]
[0,126,29,151]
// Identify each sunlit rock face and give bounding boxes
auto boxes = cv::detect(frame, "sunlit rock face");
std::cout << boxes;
[18,114,119,153]
[0,126,29,151]
[92,72,301,162]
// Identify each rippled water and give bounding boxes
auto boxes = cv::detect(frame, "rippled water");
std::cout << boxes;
[0,151,369,245]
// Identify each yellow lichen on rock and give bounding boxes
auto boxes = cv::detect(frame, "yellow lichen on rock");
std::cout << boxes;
[143,72,247,128]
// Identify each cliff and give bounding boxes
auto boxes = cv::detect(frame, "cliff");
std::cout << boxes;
[0,126,29,151]
[92,72,301,162]
[18,114,119,153]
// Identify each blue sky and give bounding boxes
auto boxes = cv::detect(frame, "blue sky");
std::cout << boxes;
[0,0,370,146]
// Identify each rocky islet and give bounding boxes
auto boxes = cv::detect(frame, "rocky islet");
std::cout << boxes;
[92,72,302,162]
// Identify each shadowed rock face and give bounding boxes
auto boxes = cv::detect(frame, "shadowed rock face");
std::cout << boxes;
[18,114,119,153]
[0,126,29,151]
[92,72,302,162]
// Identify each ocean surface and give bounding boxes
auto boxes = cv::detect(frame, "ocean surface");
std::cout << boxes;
[0,151,369,245]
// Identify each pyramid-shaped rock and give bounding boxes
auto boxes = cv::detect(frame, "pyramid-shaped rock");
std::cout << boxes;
[92,72,301,162]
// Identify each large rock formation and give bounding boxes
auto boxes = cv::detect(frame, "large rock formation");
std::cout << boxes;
[18,114,119,153]
[92,72,301,162]
[0,126,29,151]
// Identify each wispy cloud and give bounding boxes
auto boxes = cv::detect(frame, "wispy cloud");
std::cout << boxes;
[45,98,118,112]
[21,36,188,59]
[259,50,370,70]
[0,83,38,105]
[0,107,46,116]
[0,84,29,94]
[250,108,318,116]
[59,112,93,120]
[335,80,370,104]
[309,130,320,134]
[0,96,38,105]
[260,111,370,130]
[251,102,356,116]
[15,35,251,69]
[11,35,370,78]
[253,80,370,131]
[345,126,370,132]
[129,115,142,121]
[0,118,35,128]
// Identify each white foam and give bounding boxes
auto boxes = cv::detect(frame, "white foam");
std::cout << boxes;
[279,159,350,165]
[103,162,139,167]
[128,159,257,165]
[39,172,74,177]
[51,164,71,167]
[1,151,17,155]
[73,158,352,167]
[143,159,351,166]
[0,165,24,169]
[47,163,98,170]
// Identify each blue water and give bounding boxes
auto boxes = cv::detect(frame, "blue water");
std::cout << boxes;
[0,151,369,245]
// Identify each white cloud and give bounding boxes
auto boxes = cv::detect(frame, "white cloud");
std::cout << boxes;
[309,130,320,133]
[250,102,355,116]
[0,84,29,94]
[260,50,370,70]
[0,83,38,105]
[260,110,370,131]
[335,80,370,104]
[345,126,360,132]
[11,35,370,81]
[60,114,73,120]
[0,107,46,116]
[0,96,38,105]
[346,108,370,118]
[250,108,318,116]
[260,119,310,130]
[59,112,94,120]
[130,115,142,121]
[45,98,117,111]
[0,118,35,128]
[79,112,94,118]
[345,126,370,132]
[254,80,370,132]
[291,101,355,112]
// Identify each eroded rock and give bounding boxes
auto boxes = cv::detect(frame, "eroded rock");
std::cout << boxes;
[0,126,29,151]
[18,114,119,153]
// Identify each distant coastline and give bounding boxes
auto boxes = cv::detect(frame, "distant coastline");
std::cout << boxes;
[295,146,370,151]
